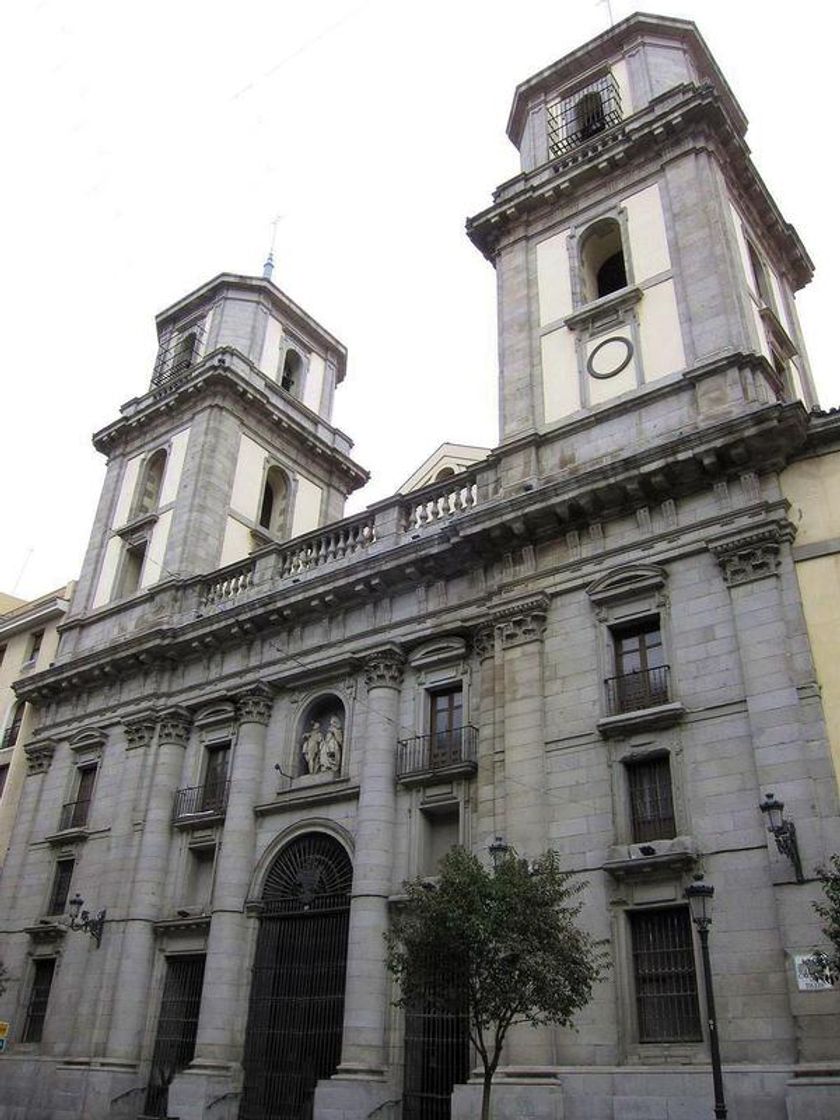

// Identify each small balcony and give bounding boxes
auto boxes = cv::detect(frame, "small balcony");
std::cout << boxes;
[172,780,229,825]
[598,666,685,737]
[396,726,478,786]
[58,798,91,832]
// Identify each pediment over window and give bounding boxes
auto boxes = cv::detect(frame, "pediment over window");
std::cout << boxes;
[69,727,108,754]
[586,564,667,605]
[408,637,468,670]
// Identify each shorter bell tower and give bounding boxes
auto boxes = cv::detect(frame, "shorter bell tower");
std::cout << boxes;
[66,272,367,631]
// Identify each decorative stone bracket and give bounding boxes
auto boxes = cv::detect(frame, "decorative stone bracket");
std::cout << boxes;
[709,521,795,587]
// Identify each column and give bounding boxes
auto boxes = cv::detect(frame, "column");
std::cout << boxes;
[495,595,554,1068]
[337,646,404,1075]
[473,623,502,848]
[106,709,190,1063]
[191,683,273,1068]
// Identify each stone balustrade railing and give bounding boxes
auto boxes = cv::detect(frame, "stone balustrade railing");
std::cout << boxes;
[276,513,376,577]
[198,560,256,609]
[400,473,479,532]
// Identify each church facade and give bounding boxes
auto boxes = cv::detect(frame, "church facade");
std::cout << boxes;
[1,13,839,1120]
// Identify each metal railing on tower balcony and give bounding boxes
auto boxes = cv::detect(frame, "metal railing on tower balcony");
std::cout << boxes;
[605,665,671,715]
[547,71,622,158]
[150,322,207,390]
[396,726,478,781]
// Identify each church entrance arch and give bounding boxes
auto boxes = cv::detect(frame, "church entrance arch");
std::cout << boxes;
[239,833,353,1120]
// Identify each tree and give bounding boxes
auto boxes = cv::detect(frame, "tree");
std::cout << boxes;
[385,846,608,1120]
[810,854,840,983]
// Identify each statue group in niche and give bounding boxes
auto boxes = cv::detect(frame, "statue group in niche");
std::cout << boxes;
[301,714,343,774]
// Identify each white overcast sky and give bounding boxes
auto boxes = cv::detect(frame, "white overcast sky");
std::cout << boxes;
[2,0,836,601]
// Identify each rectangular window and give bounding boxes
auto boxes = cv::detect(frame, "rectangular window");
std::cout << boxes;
[61,764,97,830]
[22,958,57,1043]
[429,686,463,768]
[2,702,26,749]
[114,540,148,600]
[0,763,8,800]
[630,907,701,1042]
[627,756,676,843]
[25,630,44,666]
[144,955,206,1118]
[201,744,230,811]
[609,618,668,713]
[47,858,75,916]
[0,643,6,667]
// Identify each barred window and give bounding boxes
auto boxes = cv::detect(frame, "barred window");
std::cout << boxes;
[22,958,57,1043]
[627,756,676,843]
[547,72,622,158]
[630,907,701,1042]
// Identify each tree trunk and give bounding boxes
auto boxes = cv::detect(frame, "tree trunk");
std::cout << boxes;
[481,1069,493,1120]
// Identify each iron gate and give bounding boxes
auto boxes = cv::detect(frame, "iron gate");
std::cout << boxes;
[239,833,353,1120]
[144,953,206,1118]
[403,970,470,1120]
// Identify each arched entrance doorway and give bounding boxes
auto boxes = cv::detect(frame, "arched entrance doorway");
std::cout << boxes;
[239,833,353,1120]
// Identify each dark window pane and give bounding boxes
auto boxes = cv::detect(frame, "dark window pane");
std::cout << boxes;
[628,757,676,842]
[47,859,74,915]
[22,958,56,1043]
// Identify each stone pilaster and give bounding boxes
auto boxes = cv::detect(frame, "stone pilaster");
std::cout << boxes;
[191,683,273,1069]
[473,623,502,851]
[337,646,404,1077]
[493,596,554,1068]
[105,710,189,1064]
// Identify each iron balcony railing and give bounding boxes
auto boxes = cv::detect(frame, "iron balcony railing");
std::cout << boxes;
[547,71,622,158]
[58,798,91,831]
[172,780,230,822]
[396,726,478,780]
[605,665,671,716]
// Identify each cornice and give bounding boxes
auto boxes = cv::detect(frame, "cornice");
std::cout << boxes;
[15,404,811,707]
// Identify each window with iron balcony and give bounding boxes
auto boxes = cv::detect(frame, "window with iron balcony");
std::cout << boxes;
[58,763,97,831]
[607,617,670,715]
[396,685,478,782]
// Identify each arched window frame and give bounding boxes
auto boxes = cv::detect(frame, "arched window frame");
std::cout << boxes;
[278,342,309,400]
[255,462,293,542]
[575,213,633,307]
[132,446,169,519]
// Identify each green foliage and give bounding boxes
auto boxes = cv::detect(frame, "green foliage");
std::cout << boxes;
[385,845,608,1116]
[812,854,840,981]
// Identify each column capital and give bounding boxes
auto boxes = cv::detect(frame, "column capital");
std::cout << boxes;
[157,707,192,746]
[24,739,56,775]
[364,647,405,691]
[473,623,497,661]
[493,594,550,648]
[236,683,274,726]
[123,714,157,751]
[708,521,795,587]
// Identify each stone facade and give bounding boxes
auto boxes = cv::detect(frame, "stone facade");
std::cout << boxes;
[1,12,839,1120]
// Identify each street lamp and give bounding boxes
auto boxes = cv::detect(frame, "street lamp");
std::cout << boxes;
[67,893,106,948]
[684,875,727,1120]
[759,793,805,882]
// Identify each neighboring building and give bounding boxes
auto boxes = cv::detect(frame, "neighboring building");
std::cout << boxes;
[782,410,840,780]
[0,13,839,1120]
[0,583,74,868]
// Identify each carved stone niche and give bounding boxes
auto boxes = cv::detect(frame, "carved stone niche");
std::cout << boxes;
[296,694,347,780]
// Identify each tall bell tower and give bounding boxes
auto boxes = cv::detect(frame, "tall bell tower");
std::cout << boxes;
[468,14,816,448]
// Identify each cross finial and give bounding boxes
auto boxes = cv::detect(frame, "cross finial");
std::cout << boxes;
[263,213,283,280]
[598,0,615,27]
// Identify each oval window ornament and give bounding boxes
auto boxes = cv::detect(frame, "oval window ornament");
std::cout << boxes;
[587,336,633,379]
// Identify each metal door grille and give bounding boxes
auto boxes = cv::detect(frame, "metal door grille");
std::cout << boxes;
[403,969,470,1120]
[240,834,353,1120]
[144,954,206,1118]
[630,907,701,1042]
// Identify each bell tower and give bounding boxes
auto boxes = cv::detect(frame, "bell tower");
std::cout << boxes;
[67,273,367,626]
[468,13,817,447]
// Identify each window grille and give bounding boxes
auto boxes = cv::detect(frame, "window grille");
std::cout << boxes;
[22,958,57,1043]
[630,908,701,1042]
[547,72,622,157]
[144,955,206,1118]
[627,756,676,843]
